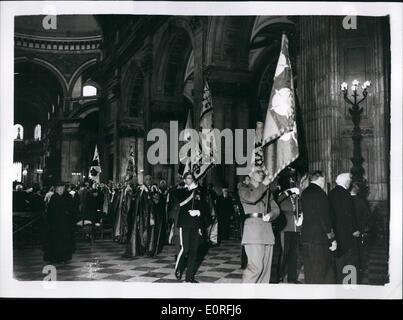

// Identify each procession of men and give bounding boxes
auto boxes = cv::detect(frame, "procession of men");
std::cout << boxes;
[12,30,373,285]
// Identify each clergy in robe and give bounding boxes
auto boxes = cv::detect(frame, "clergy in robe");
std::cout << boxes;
[125,175,154,257]
[43,183,74,263]
[114,182,133,243]
[149,192,167,256]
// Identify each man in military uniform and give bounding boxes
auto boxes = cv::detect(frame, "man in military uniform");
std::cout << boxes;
[173,172,204,283]
[239,169,279,283]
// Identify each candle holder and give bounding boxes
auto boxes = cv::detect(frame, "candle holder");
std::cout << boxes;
[340,80,371,184]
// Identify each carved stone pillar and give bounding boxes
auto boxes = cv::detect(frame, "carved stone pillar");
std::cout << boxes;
[298,16,390,207]
[101,67,121,182]
[298,17,344,190]
[140,37,153,176]
[204,66,251,190]
[60,120,81,183]
[117,122,144,183]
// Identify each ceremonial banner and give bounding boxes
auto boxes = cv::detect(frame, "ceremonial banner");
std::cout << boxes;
[249,121,265,173]
[262,34,299,184]
[179,108,194,177]
[192,80,216,180]
[89,144,102,183]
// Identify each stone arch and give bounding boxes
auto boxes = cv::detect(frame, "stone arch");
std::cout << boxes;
[121,59,145,117]
[70,101,99,119]
[250,16,295,46]
[206,16,255,68]
[14,56,68,97]
[68,58,98,97]
[152,18,194,97]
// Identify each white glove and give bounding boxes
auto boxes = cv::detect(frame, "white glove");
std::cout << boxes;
[295,213,303,227]
[262,213,271,222]
[352,231,361,237]
[288,187,300,195]
[329,240,337,252]
[188,209,201,217]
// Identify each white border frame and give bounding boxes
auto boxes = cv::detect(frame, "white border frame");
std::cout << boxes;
[1,1,402,299]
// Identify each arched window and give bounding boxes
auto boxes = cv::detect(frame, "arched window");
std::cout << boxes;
[83,85,97,97]
[13,162,22,182]
[34,124,41,141]
[14,124,23,140]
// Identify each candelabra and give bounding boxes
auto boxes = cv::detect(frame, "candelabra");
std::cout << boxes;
[340,80,371,184]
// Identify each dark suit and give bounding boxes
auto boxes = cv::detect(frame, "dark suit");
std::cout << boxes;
[174,185,204,281]
[329,185,360,283]
[300,183,336,284]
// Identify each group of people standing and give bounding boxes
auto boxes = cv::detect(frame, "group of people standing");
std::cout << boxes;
[301,171,370,284]
[13,173,240,274]
[237,167,371,284]
[14,166,371,285]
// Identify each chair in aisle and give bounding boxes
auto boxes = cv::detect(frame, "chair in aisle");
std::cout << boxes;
[93,210,113,240]
[75,219,94,245]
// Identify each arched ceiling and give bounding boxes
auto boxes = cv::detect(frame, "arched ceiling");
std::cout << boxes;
[15,15,101,38]
[14,62,63,126]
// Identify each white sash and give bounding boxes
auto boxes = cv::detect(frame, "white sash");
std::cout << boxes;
[179,191,194,207]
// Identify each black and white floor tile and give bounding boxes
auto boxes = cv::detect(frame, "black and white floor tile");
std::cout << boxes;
[13,239,388,284]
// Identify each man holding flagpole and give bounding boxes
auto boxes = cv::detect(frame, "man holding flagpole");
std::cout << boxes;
[240,32,300,283]
[172,80,216,282]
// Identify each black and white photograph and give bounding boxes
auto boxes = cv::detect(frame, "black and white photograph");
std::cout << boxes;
[0,1,401,299]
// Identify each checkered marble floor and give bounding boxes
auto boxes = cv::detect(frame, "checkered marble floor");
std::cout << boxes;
[13,240,245,283]
[13,239,389,284]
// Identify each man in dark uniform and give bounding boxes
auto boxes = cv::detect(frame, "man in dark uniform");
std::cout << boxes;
[300,170,337,284]
[174,172,204,283]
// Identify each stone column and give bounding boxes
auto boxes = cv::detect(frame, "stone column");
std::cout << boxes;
[140,37,153,176]
[298,16,390,205]
[205,67,251,191]
[60,120,81,183]
[102,68,121,182]
[297,16,343,190]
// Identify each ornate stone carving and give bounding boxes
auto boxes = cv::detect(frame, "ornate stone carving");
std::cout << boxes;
[117,121,144,137]
[140,40,153,74]
[15,33,102,53]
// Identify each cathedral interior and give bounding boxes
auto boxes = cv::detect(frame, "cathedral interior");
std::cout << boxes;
[12,15,390,284]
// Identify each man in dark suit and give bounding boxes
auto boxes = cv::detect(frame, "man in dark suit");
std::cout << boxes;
[216,188,234,242]
[300,170,337,284]
[329,173,360,284]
